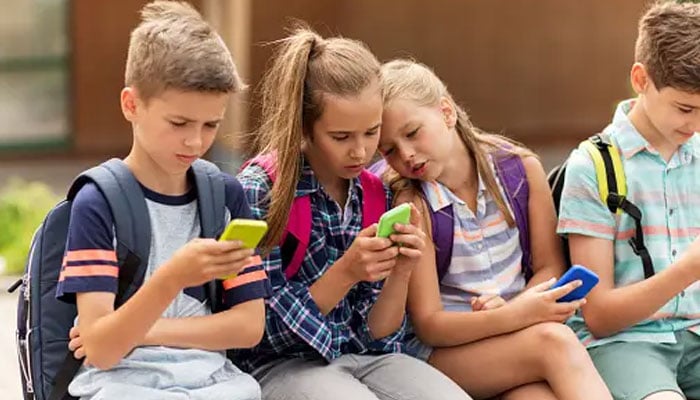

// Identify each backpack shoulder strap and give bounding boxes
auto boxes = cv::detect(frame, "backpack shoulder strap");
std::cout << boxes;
[282,196,311,280]
[191,159,227,238]
[68,158,151,305]
[431,202,455,282]
[579,134,653,278]
[50,159,151,400]
[191,159,227,312]
[243,154,311,280]
[493,152,532,280]
[242,153,278,181]
[578,134,627,214]
[359,170,387,226]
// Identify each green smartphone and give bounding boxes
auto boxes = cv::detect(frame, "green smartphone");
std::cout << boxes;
[376,203,411,239]
[218,219,268,279]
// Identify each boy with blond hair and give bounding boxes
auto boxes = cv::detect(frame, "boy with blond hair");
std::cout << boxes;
[56,1,270,399]
[558,2,700,399]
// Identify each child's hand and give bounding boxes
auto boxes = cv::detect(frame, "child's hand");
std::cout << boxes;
[68,326,90,366]
[165,238,256,288]
[509,278,586,325]
[339,224,399,283]
[389,204,426,277]
[471,294,507,311]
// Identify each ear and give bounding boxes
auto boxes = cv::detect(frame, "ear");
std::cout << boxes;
[630,63,651,95]
[439,96,457,128]
[120,87,139,122]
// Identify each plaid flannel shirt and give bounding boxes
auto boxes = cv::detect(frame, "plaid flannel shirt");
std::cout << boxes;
[233,159,407,372]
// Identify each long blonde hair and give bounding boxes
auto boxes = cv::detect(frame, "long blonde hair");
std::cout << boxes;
[252,24,381,252]
[381,59,534,227]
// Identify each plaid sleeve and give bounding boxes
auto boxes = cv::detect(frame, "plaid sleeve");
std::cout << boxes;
[237,164,339,360]
[557,147,617,240]
[221,174,272,307]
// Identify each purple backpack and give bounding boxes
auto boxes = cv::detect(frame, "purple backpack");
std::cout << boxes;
[369,153,532,281]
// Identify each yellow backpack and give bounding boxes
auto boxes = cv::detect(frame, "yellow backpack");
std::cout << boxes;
[548,134,653,278]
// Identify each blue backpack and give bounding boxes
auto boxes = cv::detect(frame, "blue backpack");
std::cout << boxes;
[9,158,227,400]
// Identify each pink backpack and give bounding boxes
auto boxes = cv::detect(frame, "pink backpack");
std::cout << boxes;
[244,154,387,279]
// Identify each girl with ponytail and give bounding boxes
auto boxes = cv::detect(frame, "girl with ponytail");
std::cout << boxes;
[235,27,471,400]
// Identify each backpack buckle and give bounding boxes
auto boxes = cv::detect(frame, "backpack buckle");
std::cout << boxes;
[589,134,611,148]
[628,237,641,256]
[606,192,624,212]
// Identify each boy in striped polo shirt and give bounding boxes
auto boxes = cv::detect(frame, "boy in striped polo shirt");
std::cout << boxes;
[557,2,700,399]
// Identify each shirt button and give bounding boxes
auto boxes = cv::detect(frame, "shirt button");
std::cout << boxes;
[672,249,677,257]
[669,208,674,216]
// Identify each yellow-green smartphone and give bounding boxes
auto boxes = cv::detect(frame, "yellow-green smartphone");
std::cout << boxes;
[219,219,268,279]
[376,203,411,239]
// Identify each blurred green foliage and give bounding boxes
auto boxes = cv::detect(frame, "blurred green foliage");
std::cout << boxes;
[0,179,59,275]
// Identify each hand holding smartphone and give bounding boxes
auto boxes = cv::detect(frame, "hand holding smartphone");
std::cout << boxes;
[376,203,411,239]
[218,219,268,279]
[551,264,600,303]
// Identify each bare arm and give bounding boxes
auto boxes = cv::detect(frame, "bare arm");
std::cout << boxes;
[404,196,525,346]
[308,259,361,315]
[522,156,566,287]
[407,232,525,347]
[570,233,700,337]
[309,225,399,315]
[367,271,412,339]
[142,299,265,350]
[76,239,254,369]
[407,192,581,347]
[367,201,425,339]
[76,267,181,370]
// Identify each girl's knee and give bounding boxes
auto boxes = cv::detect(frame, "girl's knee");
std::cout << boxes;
[529,322,580,350]
[527,323,589,371]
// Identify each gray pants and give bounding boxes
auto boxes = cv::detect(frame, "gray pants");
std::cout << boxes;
[253,353,472,400]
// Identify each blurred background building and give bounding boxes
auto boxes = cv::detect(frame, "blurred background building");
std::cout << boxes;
[0,0,650,190]
[0,1,653,398]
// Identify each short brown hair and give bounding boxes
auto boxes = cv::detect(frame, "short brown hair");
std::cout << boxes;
[635,1,700,92]
[125,1,244,101]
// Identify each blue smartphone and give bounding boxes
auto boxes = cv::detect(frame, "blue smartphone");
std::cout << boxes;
[551,264,600,303]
